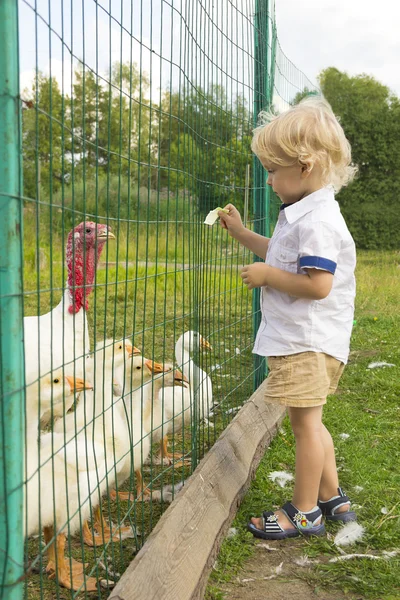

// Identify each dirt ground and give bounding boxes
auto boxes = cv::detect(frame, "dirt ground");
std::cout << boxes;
[216,538,363,600]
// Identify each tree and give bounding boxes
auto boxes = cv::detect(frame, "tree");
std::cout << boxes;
[318,67,400,249]
[22,72,66,199]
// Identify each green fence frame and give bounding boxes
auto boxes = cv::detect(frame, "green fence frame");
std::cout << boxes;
[252,0,271,390]
[0,1,25,598]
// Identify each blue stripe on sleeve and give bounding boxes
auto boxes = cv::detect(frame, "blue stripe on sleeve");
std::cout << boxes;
[299,256,337,274]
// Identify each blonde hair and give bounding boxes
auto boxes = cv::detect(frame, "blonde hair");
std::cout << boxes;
[251,96,357,192]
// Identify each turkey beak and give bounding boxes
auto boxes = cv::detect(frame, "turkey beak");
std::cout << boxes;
[66,376,93,393]
[144,359,169,373]
[200,337,212,351]
[128,346,142,358]
[97,228,115,240]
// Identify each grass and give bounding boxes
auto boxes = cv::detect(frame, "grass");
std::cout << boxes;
[206,250,400,600]
[21,202,259,599]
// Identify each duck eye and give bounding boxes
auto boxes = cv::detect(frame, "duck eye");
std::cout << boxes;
[85,228,92,234]
[136,366,142,370]
[119,345,122,349]
[53,378,60,384]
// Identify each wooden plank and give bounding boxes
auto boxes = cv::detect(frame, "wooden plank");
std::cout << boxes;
[109,381,285,600]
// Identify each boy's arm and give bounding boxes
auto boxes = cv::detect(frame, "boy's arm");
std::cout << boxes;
[218,204,270,260]
[241,263,333,300]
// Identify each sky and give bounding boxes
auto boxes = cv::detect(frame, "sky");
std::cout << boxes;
[274,0,400,96]
[18,0,400,105]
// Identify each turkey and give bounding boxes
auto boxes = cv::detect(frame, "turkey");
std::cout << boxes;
[24,222,115,389]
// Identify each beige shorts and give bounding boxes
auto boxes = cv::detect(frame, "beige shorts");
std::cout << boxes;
[265,351,345,408]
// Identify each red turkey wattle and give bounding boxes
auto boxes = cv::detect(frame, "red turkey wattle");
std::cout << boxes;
[24,221,115,388]
[66,222,115,314]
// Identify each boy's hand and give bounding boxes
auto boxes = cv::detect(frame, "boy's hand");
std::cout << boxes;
[241,263,270,289]
[218,204,245,238]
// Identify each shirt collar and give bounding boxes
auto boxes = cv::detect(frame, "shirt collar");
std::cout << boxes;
[281,187,335,224]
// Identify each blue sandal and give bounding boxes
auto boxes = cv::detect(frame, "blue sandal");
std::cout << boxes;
[318,487,357,522]
[247,502,326,540]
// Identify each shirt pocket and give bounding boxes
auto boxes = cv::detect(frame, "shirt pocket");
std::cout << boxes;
[272,245,299,273]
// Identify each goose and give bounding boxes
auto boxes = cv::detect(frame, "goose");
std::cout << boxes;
[24,222,115,390]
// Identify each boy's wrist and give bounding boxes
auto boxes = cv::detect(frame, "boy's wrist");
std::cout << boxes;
[234,226,252,244]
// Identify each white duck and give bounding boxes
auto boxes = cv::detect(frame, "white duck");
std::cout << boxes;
[24,222,115,388]
[53,338,133,437]
[25,370,88,433]
[161,331,213,445]
[29,342,138,586]
[110,349,170,502]
[24,372,101,591]
[147,367,190,465]
[52,339,139,548]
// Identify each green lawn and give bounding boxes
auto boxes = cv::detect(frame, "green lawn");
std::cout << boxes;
[22,208,399,600]
[206,250,400,600]
[22,209,259,598]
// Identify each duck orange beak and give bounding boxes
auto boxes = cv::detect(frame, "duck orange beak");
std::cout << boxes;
[128,346,142,358]
[174,369,189,385]
[66,376,93,393]
[144,359,170,373]
[200,336,212,351]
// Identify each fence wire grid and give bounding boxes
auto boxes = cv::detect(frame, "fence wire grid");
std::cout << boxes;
[0,0,318,597]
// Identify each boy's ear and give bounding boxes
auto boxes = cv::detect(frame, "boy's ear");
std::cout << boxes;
[300,161,313,178]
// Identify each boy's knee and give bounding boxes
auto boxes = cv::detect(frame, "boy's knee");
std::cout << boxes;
[289,407,323,438]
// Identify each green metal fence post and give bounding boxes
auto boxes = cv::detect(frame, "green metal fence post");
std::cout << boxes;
[252,0,271,390]
[0,0,25,598]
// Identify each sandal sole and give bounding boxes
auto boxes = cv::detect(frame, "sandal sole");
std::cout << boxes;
[325,511,357,523]
[247,522,326,540]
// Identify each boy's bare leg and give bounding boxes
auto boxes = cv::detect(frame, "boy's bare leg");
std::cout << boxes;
[251,405,324,531]
[318,422,350,512]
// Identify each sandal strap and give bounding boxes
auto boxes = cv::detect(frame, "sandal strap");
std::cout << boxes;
[261,510,285,534]
[318,487,351,516]
[281,502,322,531]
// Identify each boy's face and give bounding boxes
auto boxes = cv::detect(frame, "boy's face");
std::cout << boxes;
[264,162,308,204]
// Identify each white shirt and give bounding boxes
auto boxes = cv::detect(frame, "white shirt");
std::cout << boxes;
[253,187,356,364]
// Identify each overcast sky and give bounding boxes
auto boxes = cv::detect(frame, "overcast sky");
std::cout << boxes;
[19,0,400,102]
[274,0,400,96]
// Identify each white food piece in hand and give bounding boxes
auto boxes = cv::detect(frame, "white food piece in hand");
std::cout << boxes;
[203,207,229,226]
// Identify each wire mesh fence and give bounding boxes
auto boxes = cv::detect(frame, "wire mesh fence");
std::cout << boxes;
[0,0,318,598]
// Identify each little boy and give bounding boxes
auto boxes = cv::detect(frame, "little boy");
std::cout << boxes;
[219,97,357,539]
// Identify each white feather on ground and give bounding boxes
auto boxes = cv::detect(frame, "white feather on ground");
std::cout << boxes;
[330,554,381,562]
[367,361,395,369]
[294,555,318,567]
[334,521,365,546]
[241,562,284,583]
[258,543,278,552]
[263,562,283,580]
[330,549,399,562]
[268,471,294,488]
[382,550,399,558]
[227,528,238,538]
